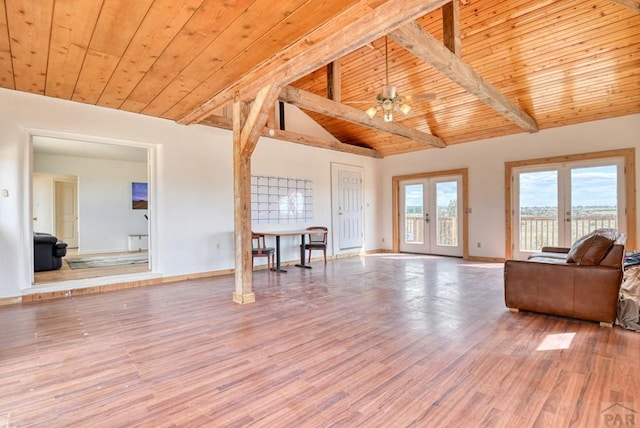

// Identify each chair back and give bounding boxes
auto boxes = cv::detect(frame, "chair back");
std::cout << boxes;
[307,226,328,244]
[252,233,268,254]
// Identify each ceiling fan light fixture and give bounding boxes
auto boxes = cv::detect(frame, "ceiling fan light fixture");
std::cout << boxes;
[383,85,397,99]
[363,36,414,122]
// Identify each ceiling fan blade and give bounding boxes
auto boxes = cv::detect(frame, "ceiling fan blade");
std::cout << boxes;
[404,93,437,102]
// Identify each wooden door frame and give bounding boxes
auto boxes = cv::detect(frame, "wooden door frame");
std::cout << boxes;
[504,148,636,259]
[392,168,469,258]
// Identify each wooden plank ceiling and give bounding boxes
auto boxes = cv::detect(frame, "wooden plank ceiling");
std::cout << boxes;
[1,0,638,157]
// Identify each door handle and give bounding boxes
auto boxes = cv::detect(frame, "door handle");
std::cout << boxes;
[425,213,430,223]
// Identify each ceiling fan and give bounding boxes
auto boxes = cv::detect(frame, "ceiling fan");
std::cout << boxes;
[345,36,436,122]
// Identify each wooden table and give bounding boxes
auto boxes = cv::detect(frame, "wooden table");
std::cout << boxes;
[258,229,326,273]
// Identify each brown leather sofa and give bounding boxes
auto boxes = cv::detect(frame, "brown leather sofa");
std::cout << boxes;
[504,229,626,326]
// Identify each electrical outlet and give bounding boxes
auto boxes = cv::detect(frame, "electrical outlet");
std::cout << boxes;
[382,238,385,243]
[477,242,481,248]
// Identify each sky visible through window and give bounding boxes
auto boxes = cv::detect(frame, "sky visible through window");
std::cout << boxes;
[405,181,458,209]
[520,165,617,207]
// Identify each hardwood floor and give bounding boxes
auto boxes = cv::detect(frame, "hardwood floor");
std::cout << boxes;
[2,254,639,427]
[34,250,149,284]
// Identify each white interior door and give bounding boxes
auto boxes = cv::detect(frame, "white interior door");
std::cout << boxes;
[513,159,624,259]
[55,180,79,248]
[399,176,463,256]
[337,168,363,250]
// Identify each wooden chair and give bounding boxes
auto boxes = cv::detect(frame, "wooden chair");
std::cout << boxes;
[252,233,275,271]
[303,226,328,264]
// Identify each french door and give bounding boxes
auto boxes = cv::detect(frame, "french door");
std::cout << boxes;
[513,159,625,260]
[399,176,462,257]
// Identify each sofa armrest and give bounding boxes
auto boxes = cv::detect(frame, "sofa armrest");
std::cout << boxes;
[539,246,570,254]
[599,243,625,269]
[34,233,58,245]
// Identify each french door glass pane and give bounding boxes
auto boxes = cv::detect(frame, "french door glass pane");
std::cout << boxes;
[436,181,457,246]
[570,165,617,242]
[519,171,558,251]
[404,184,424,244]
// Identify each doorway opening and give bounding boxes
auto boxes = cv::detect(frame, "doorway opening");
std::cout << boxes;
[30,134,153,285]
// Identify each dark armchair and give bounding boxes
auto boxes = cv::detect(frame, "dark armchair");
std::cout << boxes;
[34,232,68,272]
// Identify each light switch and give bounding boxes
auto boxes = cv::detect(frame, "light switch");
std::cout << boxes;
[1,189,8,197]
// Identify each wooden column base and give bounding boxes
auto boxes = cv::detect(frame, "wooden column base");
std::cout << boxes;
[232,292,256,304]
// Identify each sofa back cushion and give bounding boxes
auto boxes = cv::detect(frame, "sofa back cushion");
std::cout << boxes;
[566,229,616,266]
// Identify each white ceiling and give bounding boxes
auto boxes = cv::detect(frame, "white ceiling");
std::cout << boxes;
[32,136,147,163]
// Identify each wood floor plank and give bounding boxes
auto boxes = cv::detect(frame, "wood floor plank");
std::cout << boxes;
[1,254,639,426]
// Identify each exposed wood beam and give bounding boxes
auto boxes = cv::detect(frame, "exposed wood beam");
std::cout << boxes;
[268,128,383,158]
[611,0,640,13]
[389,21,539,133]
[199,115,384,159]
[280,86,446,148]
[240,84,281,156]
[327,60,341,102]
[179,0,451,124]
[442,1,461,56]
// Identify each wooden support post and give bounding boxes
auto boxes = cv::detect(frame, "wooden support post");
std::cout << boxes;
[327,60,341,102]
[232,95,255,305]
[442,1,461,56]
[231,85,282,304]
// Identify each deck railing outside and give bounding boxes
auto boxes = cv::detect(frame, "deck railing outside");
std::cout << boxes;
[519,215,617,251]
[404,214,457,246]
[405,214,616,251]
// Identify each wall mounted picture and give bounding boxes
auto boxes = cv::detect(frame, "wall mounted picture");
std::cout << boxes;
[132,182,148,209]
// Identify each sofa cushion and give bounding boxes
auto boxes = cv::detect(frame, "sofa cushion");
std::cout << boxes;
[528,251,567,261]
[566,230,615,266]
[527,256,570,265]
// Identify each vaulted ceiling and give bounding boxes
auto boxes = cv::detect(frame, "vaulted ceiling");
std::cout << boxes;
[1,0,638,158]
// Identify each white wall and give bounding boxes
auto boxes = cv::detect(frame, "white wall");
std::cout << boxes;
[380,114,640,258]
[0,88,379,298]
[34,154,148,253]
[251,139,379,262]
